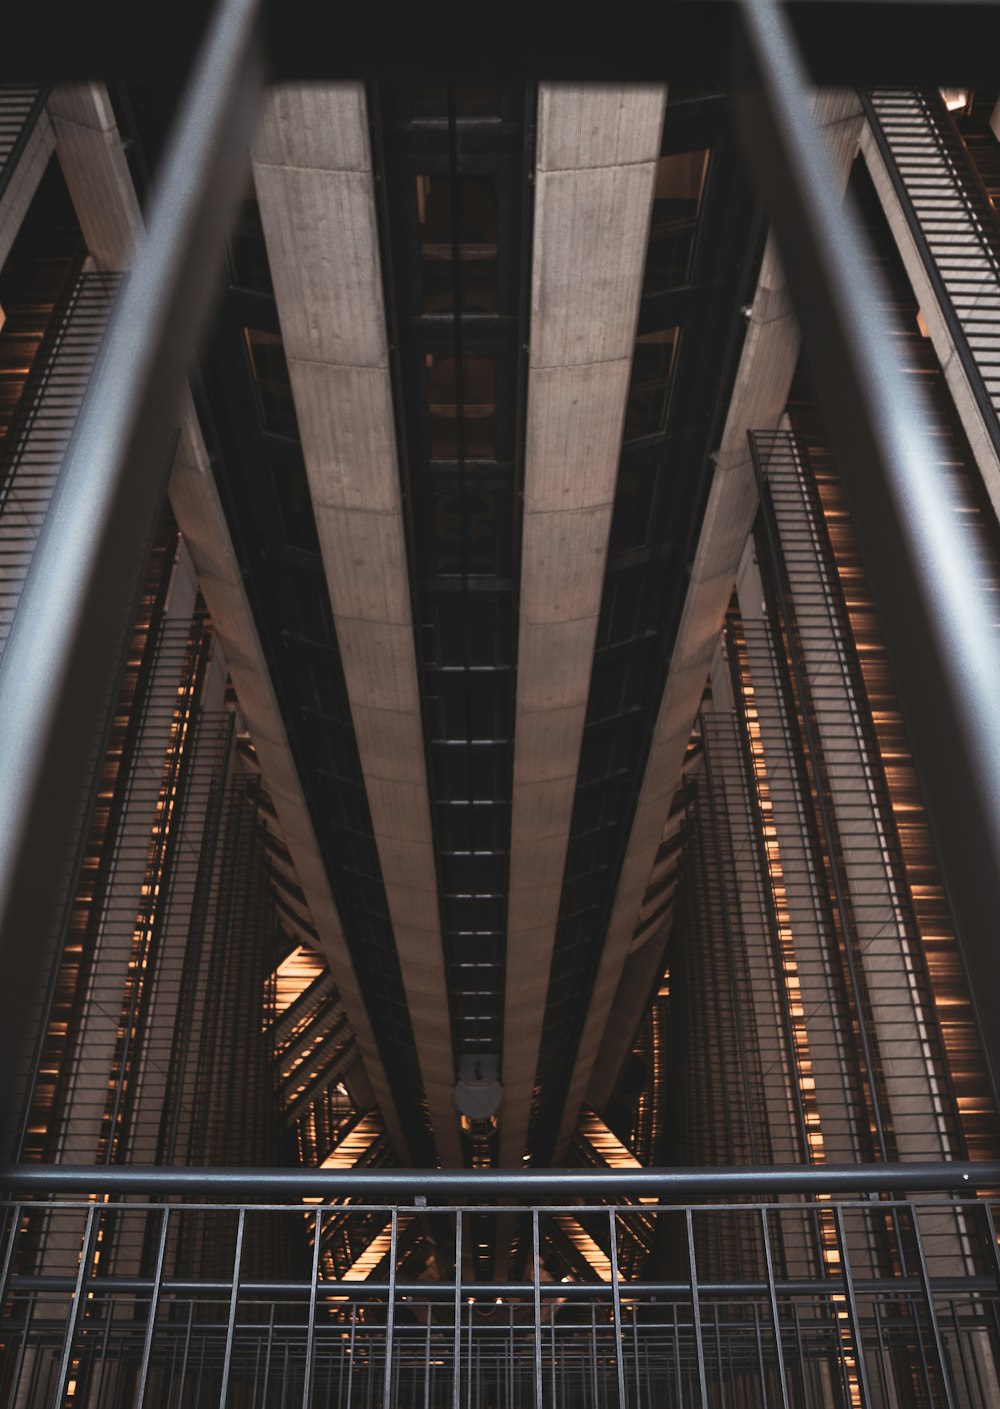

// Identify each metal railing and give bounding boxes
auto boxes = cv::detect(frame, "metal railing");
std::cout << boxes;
[0,273,121,665]
[862,89,1000,474]
[0,88,48,209]
[731,0,1000,1104]
[2,1166,1000,1408]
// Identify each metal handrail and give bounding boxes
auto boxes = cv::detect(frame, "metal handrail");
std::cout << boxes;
[860,89,1000,473]
[1,1160,997,1198]
[0,86,49,209]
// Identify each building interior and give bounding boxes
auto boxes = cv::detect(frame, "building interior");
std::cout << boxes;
[2,6,1000,1405]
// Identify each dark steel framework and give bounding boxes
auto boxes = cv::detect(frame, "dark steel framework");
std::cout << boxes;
[3,1167,1000,1408]
[0,0,996,1273]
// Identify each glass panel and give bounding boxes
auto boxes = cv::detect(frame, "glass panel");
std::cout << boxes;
[643,149,710,293]
[610,461,658,553]
[411,87,502,119]
[426,352,497,458]
[272,460,319,552]
[244,328,298,439]
[623,328,680,441]
[228,198,273,294]
[418,485,510,575]
[417,174,498,313]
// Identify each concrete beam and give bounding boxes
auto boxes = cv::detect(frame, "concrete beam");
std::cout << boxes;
[252,83,462,1167]
[0,97,54,271]
[47,81,409,1159]
[500,83,666,1168]
[554,90,863,1157]
[47,85,140,271]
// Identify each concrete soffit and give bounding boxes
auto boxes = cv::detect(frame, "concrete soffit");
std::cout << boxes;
[251,82,463,1167]
[44,81,410,1160]
[559,89,865,1153]
[500,82,667,1168]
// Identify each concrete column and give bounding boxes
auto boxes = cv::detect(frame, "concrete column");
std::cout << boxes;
[251,84,461,1165]
[46,84,139,271]
[500,82,666,1167]
[555,92,863,1156]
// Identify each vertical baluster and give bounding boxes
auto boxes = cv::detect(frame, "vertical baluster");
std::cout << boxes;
[52,1202,100,1408]
[759,1207,791,1409]
[685,1209,708,1409]
[218,1206,245,1409]
[453,1211,463,1409]
[136,1205,171,1408]
[384,1208,398,1409]
[302,1206,324,1409]
[607,1209,627,1409]
[832,1203,872,1408]
[532,1210,543,1409]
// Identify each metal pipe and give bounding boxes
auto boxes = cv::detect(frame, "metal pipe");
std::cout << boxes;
[1,1161,996,1198]
[731,0,1000,1095]
[0,0,265,1139]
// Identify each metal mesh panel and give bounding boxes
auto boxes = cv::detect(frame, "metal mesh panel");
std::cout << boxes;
[2,1188,1000,1409]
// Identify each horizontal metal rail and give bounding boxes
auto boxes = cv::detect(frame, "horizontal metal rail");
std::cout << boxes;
[1,1161,997,1198]
[5,1274,1000,1298]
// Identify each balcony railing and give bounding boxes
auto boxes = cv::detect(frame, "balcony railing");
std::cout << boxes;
[0,88,48,209]
[862,89,1000,476]
[2,1164,1000,1407]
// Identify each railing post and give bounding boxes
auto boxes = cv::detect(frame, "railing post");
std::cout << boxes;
[452,1210,463,1409]
[136,1206,171,1408]
[52,1202,100,1407]
[759,1207,791,1408]
[532,1209,543,1409]
[685,1208,709,1409]
[608,1208,628,1409]
[832,1204,873,1409]
[218,1206,246,1409]
[383,1207,398,1409]
[302,1207,324,1409]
